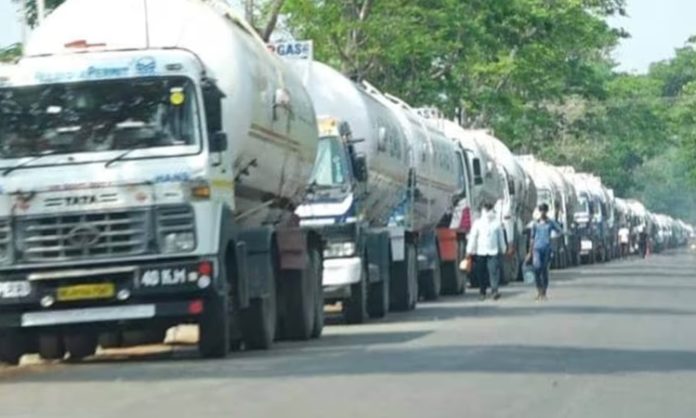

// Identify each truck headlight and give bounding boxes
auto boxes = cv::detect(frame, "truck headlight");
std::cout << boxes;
[323,242,356,258]
[162,232,195,253]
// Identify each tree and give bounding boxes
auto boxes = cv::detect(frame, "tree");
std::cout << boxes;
[0,43,22,63]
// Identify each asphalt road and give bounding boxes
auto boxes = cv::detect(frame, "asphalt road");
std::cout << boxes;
[2,249,696,418]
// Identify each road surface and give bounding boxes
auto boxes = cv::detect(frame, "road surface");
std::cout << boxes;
[1,250,696,418]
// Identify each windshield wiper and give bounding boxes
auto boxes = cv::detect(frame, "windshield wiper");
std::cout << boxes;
[2,150,59,177]
[104,146,142,168]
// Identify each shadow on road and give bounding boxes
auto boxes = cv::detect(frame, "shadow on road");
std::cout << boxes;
[9,343,696,383]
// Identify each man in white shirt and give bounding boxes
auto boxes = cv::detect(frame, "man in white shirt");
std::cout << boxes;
[618,225,630,258]
[466,202,507,300]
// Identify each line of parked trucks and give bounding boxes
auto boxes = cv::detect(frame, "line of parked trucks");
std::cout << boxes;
[0,0,692,365]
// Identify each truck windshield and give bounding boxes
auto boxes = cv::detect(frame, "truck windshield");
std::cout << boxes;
[0,76,199,160]
[577,196,590,213]
[538,189,552,204]
[310,136,350,187]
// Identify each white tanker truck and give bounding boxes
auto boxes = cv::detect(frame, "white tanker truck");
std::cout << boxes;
[290,61,463,320]
[379,97,462,303]
[292,60,412,322]
[0,0,325,364]
[470,131,535,282]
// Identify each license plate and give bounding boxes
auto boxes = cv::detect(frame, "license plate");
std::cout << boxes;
[56,283,115,302]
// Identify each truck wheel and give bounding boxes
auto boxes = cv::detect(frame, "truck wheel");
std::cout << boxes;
[343,259,367,324]
[390,242,418,311]
[64,334,98,361]
[419,258,441,301]
[281,247,317,340]
[442,238,466,295]
[241,276,277,350]
[310,248,324,339]
[122,329,167,347]
[0,332,27,365]
[99,332,122,349]
[367,272,389,319]
[199,290,230,358]
[38,334,66,361]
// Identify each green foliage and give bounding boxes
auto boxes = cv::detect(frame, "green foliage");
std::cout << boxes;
[0,43,22,63]
[17,0,65,27]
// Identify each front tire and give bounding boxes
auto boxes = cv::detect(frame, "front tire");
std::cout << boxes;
[343,259,367,324]
[64,334,98,361]
[38,334,65,361]
[0,332,26,365]
[390,242,418,311]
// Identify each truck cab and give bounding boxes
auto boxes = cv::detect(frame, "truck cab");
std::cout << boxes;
[297,117,371,321]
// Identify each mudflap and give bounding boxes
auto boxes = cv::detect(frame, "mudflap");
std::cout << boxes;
[365,230,391,284]
[436,228,459,263]
[365,230,391,319]
[237,227,276,300]
[418,230,439,272]
[276,227,308,271]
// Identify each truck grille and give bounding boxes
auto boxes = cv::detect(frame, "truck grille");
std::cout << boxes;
[17,210,151,262]
[0,219,10,260]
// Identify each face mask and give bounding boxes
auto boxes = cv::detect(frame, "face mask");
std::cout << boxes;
[486,210,496,221]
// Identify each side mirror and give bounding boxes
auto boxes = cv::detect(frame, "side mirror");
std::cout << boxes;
[354,155,368,183]
[210,131,228,152]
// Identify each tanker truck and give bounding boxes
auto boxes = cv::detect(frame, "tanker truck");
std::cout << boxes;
[0,0,325,365]
[379,96,462,303]
[470,131,535,283]
[518,157,566,267]
[291,60,413,322]
[415,111,502,292]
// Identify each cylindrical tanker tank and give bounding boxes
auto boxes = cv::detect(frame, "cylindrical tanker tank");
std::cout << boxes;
[291,61,410,226]
[287,60,412,322]
[380,95,461,301]
[467,130,533,281]
[438,122,505,222]
[381,95,460,232]
[24,0,318,228]
[10,0,325,359]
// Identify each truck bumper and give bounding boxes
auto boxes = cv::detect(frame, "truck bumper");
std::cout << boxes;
[2,299,202,329]
[322,257,361,298]
[0,256,219,331]
[580,239,593,255]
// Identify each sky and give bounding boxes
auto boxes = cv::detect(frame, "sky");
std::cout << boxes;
[1,0,694,73]
[609,0,696,73]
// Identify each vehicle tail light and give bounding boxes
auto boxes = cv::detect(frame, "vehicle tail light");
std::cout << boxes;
[188,299,204,315]
[198,261,213,276]
[459,207,472,232]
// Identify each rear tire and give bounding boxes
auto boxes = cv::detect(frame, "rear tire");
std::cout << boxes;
[38,334,65,361]
[343,259,367,324]
[441,238,466,295]
[390,242,418,311]
[419,257,441,301]
[367,250,390,318]
[310,248,324,339]
[64,334,97,361]
[241,277,277,350]
[199,291,230,358]
[281,246,317,341]
[0,332,26,365]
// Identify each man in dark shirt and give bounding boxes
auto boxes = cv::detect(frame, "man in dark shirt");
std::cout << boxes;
[527,203,562,300]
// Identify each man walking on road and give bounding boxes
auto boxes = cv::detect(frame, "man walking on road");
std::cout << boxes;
[527,203,562,300]
[466,202,507,301]
[618,224,630,258]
